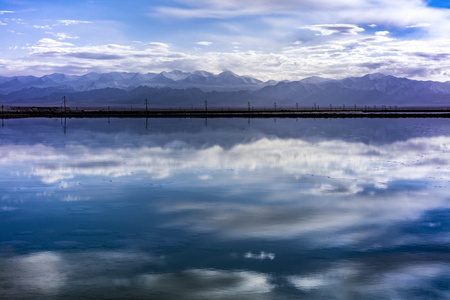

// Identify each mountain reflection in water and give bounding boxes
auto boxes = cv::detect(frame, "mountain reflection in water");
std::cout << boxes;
[0,118,449,299]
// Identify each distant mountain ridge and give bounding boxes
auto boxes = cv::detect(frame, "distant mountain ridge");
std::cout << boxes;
[0,70,267,95]
[0,71,449,108]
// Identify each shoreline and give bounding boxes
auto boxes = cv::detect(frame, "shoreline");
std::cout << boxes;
[1,107,450,119]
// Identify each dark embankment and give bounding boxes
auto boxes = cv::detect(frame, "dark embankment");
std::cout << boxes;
[1,106,450,119]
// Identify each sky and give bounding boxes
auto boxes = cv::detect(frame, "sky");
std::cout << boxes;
[0,0,450,81]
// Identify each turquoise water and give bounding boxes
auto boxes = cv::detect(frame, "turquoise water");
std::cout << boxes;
[1,117,450,299]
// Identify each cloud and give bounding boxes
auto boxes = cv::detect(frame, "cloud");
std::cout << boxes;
[33,25,52,30]
[287,261,450,299]
[300,24,365,36]
[53,33,79,40]
[0,11,14,14]
[28,41,136,61]
[1,37,448,80]
[153,0,408,19]
[58,20,91,26]
[147,42,170,50]
[34,38,74,48]
[196,41,213,46]
[0,250,273,298]
[1,250,449,298]
[153,0,448,32]
[137,269,273,297]
[64,52,125,60]
[406,23,431,28]
[7,252,66,295]
[2,0,450,81]
[244,251,275,260]
[287,263,357,291]
[0,250,166,298]
[3,136,449,187]
[375,31,389,36]
[2,135,449,242]
[410,52,450,61]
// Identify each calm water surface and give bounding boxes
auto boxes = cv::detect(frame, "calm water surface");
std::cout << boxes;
[1,117,450,299]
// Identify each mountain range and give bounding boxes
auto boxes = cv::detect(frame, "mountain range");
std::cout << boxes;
[1,71,449,108]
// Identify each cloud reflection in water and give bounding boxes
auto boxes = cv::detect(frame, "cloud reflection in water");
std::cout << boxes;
[0,250,274,299]
[1,119,450,299]
[0,136,449,242]
[0,136,448,187]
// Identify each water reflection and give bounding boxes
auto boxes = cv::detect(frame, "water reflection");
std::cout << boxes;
[0,118,449,299]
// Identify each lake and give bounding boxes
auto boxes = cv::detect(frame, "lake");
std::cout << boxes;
[1,117,450,299]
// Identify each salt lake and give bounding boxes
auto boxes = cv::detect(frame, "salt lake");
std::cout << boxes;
[1,117,450,299]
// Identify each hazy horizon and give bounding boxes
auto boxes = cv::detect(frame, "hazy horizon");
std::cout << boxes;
[1,70,447,83]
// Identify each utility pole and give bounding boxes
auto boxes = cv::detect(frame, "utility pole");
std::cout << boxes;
[145,98,148,114]
[205,99,207,112]
[62,96,66,113]
[248,102,250,112]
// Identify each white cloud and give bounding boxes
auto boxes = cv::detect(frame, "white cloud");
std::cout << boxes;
[0,32,448,81]
[1,0,449,81]
[406,23,431,28]
[4,129,450,188]
[300,24,365,36]
[289,276,327,291]
[0,10,14,14]
[0,250,165,298]
[153,0,392,19]
[53,33,79,40]
[244,251,275,260]
[147,42,170,50]
[287,262,450,299]
[33,25,51,30]
[153,0,448,32]
[196,41,213,46]
[198,174,212,180]
[2,135,450,241]
[0,249,273,298]
[58,20,91,26]
[1,1,450,81]
[13,252,66,295]
[138,269,273,297]
[33,38,73,48]
[375,31,389,36]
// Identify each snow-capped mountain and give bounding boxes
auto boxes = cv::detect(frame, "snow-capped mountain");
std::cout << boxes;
[256,74,450,107]
[0,72,449,108]
[160,70,191,81]
[0,70,267,95]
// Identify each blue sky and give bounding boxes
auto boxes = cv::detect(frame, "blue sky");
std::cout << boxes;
[0,0,449,81]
